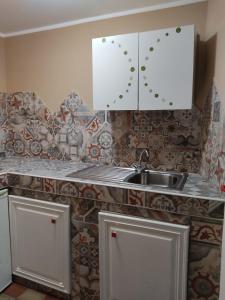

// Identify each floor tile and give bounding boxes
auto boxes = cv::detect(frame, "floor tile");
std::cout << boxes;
[3,284,26,297]
[0,295,14,300]
[17,289,46,300]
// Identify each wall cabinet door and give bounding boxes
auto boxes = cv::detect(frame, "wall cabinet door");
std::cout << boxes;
[99,212,189,300]
[139,25,194,110]
[9,196,70,294]
[92,33,138,110]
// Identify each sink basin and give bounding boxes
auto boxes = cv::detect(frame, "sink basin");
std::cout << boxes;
[124,170,188,190]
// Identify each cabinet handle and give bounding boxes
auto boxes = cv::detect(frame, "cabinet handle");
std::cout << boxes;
[51,219,56,224]
[112,232,117,238]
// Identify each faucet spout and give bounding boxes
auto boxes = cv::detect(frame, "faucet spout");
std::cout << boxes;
[138,149,150,167]
[133,149,150,172]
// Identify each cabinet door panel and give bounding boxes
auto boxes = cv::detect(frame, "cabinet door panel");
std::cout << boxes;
[139,25,194,110]
[99,212,189,300]
[9,196,70,293]
[92,33,138,110]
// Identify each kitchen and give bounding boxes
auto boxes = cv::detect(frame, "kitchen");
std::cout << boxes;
[0,0,225,299]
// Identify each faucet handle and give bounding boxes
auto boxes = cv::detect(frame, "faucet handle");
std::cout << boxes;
[132,163,139,171]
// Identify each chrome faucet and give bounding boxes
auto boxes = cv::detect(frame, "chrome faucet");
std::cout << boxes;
[133,149,150,172]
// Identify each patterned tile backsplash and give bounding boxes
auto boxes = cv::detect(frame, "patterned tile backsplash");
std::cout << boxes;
[0,91,202,171]
[201,85,225,193]
[0,85,224,192]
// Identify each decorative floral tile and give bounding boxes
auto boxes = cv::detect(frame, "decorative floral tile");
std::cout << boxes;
[0,90,204,173]
[43,178,57,194]
[57,181,79,197]
[188,242,221,300]
[127,189,146,206]
[190,219,223,245]
[145,193,215,218]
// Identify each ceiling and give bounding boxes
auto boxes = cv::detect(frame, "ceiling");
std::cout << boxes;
[0,0,206,37]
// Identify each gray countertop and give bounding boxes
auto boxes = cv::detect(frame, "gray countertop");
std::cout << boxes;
[0,157,224,202]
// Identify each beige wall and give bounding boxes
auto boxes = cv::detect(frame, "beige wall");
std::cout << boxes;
[4,2,207,111]
[206,0,225,105]
[0,37,7,91]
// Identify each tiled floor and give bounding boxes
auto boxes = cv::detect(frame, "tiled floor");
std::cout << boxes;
[0,283,59,300]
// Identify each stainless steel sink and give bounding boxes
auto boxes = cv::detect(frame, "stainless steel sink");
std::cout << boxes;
[124,170,188,190]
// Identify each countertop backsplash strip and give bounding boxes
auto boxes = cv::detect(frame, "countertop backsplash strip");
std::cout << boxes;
[0,91,203,173]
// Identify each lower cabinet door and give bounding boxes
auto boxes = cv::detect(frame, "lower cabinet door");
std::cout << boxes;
[99,212,189,300]
[9,195,71,293]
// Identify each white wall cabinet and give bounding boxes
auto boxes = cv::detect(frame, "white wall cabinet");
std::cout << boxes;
[9,196,71,294]
[92,25,194,111]
[99,212,189,300]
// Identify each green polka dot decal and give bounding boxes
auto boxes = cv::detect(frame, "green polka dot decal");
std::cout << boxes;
[165,33,169,36]
[119,95,123,99]
[144,83,148,87]
[155,94,159,98]
[176,27,181,33]
[128,83,131,86]
[149,47,154,52]
[141,66,146,71]
[124,51,128,55]
[102,38,106,43]
[130,67,135,72]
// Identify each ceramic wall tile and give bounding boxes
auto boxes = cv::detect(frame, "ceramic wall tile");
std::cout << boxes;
[188,242,221,300]
[2,85,224,195]
[0,90,203,173]
[201,85,225,194]
[1,85,224,194]
[190,219,223,245]
[145,192,223,218]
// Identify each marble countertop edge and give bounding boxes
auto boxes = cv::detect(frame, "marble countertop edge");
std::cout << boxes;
[0,157,223,202]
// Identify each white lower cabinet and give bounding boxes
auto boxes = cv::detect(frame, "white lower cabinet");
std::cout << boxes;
[9,195,71,294]
[99,212,189,300]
